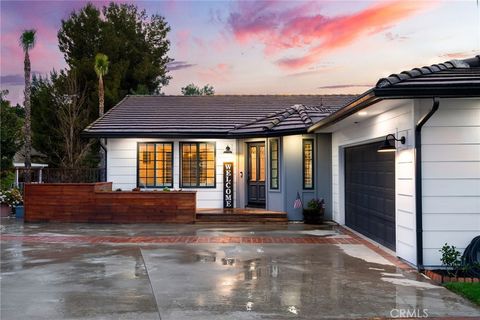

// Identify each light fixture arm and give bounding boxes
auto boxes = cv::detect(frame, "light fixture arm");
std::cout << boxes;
[385,134,406,144]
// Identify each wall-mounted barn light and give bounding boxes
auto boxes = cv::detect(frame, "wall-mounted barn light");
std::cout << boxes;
[223,145,233,154]
[377,134,406,153]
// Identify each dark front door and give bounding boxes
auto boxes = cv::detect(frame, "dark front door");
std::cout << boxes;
[345,141,396,250]
[247,142,266,207]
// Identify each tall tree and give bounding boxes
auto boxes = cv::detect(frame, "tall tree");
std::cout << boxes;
[94,53,109,116]
[54,72,93,169]
[31,71,96,169]
[19,29,36,183]
[58,2,172,120]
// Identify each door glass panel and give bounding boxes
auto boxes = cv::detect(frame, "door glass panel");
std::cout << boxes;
[259,146,265,181]
[250,146,257,181]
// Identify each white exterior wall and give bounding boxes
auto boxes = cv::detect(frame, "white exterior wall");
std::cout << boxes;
[106,138,237,209]
[329,99,418,265]
[418,98,480,267]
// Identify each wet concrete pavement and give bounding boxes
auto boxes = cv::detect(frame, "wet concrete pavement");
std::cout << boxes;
[1,219,479,319]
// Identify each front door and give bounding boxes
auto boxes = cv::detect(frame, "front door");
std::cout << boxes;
[247,142,266,207]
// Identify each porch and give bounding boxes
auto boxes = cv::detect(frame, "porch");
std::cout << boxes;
[195,208,288,223]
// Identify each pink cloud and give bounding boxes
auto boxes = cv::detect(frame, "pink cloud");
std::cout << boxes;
[227,0,435,69]
[197,63,232,83]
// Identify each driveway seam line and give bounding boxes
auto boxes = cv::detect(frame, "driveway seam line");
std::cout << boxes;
[140,248,162,320]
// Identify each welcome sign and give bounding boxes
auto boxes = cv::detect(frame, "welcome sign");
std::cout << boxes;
[223,162,234,208]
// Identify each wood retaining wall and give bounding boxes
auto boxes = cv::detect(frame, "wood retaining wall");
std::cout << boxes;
[24,183,196,223]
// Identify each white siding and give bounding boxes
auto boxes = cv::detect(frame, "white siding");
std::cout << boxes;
[106,138,237,209]
[418,98,480,266]
[329,99,417,265]
[321,96,480,268]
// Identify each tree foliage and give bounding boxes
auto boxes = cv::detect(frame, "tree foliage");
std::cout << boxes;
[57,2,172,119]
[31,72,97,168]
[1,91,24,188]
[94,53,109,116]
[19,29,36,52]
[181,83,215,96]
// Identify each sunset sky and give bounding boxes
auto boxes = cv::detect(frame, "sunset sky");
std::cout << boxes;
[1,0,479,105]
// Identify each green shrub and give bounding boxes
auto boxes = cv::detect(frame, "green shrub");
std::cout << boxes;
[440,243,462,277]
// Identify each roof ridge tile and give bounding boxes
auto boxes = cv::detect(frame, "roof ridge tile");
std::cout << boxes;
[375,57,474,88]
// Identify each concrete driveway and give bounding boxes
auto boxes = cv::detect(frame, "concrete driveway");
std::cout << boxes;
[1,220,478,319]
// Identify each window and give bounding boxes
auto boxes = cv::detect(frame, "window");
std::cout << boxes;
[138,142,173,188]
[303,139,314,189]
[181,142,216,188]
[270,139,279,189]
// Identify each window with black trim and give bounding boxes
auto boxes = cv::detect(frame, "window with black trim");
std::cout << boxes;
[181,142,216,188]
[138,142,173,188]
[270,139,279,189]
[303,139,314,189]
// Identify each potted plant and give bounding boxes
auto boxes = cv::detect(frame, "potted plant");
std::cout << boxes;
[303,198,325,224]
[0,190,10,217]
[0,188,22,217]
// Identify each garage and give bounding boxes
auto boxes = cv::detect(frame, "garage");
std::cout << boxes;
[345,141,396,250]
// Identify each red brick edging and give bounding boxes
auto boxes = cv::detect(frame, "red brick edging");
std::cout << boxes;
[0,234,362,245]
[424,269,480,284]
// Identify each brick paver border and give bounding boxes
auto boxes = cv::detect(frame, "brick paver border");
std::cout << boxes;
[0,225,413,271]
[0,234,361,245]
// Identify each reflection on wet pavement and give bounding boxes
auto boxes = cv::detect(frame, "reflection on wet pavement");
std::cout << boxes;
[141,244,479,319]
[1,219,479,319]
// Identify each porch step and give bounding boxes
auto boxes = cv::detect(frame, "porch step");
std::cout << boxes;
[195,208,288,224]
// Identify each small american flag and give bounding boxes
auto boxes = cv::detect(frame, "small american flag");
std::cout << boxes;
[293,192,303,209]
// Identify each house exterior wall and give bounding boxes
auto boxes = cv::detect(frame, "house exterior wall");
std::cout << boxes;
[283,134,317,220]
[106,138,236,209]
[416,98,480,267]
[106,134,331,219]
[236,134,319,219]
[328,99,418,265]
[316,134,333,220]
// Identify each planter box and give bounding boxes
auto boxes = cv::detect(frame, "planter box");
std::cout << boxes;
[424,269,480,284]
[303,208,324,224]
[14,206,24,219]
[24,182,197,224]
[1,204,12,217]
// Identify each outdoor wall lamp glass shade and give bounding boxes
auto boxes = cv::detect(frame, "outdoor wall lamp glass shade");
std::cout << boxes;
[378,134,406,153]
[223,146,233,154]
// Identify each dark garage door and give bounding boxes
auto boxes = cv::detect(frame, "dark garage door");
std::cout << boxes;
[345,142,396,250]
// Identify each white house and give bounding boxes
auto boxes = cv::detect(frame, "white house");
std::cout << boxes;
[84,56,480,268]
[309,55,480,268]
[83,95,354,220]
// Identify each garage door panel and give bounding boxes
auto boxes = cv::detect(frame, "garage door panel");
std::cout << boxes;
[345,142,396,250]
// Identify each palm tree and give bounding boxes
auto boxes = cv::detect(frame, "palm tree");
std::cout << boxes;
[20,29,36,183]
[94,53,109,116]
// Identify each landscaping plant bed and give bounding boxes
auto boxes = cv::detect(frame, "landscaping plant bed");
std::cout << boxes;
[424,269,480,284]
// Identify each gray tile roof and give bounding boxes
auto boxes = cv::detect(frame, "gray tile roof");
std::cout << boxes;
[374,55,480,97]
[83,95,357,138]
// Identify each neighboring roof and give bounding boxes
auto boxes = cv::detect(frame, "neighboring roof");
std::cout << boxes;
[13,162,48,169]
[309,55,480,132]
[83,95,356,138]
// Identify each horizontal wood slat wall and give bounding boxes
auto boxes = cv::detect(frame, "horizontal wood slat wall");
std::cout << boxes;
[24,183,196,223]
